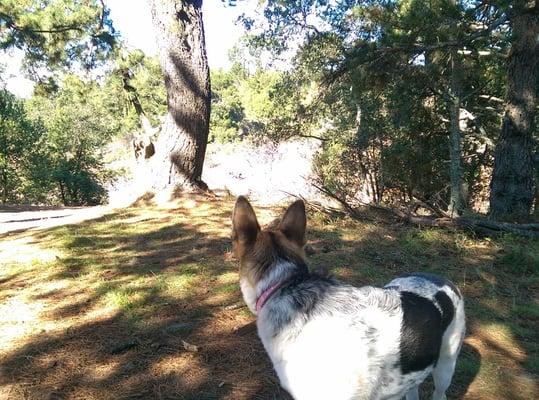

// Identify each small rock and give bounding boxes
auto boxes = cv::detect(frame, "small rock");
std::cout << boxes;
[181,340,199,352]
[223,302,244,311]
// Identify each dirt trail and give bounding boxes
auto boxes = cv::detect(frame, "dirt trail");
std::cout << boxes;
[0,205,111,235]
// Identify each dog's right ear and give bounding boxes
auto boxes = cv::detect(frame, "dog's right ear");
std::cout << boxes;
[232,196,260,245]
[279,199,306,247]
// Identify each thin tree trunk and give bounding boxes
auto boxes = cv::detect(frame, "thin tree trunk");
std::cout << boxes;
[1,168,7,204]
[448,50,465,217]
[58,181,66,205]
[120,67,153,134]
[489,2,539,220]
[148,0,210,192]
[121,67,156,159]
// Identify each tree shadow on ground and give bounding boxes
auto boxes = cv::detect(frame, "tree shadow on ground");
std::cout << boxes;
[0,198,536,399]
[0,198,289,400]
[305,219,537,400]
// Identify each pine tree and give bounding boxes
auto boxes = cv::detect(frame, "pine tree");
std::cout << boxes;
[148,0,210,192]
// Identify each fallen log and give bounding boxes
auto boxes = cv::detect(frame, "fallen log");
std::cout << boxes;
[311,183,539,238]
[393,210,539,238]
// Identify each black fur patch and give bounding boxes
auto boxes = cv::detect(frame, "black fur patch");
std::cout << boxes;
[406,272,462,298]
[434,290,455,332]
[279,273,333,315]
[399,291,444,374]
[268,273,335,337]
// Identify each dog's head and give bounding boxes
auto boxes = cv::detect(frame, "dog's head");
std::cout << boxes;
[232,196,307,312]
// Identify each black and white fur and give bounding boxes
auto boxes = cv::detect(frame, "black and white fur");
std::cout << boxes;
[233,197,465,400]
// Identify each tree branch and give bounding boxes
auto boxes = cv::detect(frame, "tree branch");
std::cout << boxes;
[328,12,509,84]
[0,0,108,35]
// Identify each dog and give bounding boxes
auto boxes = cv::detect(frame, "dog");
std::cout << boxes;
[232,196,465,400]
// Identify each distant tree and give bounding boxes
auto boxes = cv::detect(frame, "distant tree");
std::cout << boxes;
[0,89,45,203]
[489,1,539,220]
[103,50,166,159]
[243,0,511,214]
[147,0,210,191]
[210,66,245,142]
[27,75,119,205]
[209,64,304,143]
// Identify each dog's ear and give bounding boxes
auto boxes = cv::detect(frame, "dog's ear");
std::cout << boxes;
[232,196,260,245]
[279,200,306,247]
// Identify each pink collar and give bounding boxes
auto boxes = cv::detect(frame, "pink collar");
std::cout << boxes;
[255,281,283,312]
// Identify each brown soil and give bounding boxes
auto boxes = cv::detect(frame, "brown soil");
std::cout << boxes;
[0,196,537,400]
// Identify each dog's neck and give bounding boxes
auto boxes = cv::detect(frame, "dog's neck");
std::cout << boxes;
[256,280,284,312]
[241,260,298,315]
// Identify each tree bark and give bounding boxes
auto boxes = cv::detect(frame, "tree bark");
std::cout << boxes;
[148,0,210,192]
[1,168,7,204]
[448,50,465,217]
[120,66,156,159]
[489,2,539,220]
[58,181,67,205]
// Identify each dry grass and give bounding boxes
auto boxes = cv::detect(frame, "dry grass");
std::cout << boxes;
[0,195,537,400]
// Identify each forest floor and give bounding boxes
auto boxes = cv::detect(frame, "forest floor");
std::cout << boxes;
[0,195,537,400]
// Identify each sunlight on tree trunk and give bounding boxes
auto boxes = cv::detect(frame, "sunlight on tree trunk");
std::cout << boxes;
[448,50,464,217]
[148,0,210,193]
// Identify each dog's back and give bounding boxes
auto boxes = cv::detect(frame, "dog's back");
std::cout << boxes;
[232,197,465,400]
[257,273,464,400]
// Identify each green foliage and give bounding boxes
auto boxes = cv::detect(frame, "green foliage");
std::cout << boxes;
[210,66,245,142]
[26,74,119,205]
[0,88,47,203]
[242,0,510,211]
[1,46,167,206]
[103,51,166,135]
[0,1,120,204]
[0,0,117,75]
[209,64,290,143]
[239,68,282,123]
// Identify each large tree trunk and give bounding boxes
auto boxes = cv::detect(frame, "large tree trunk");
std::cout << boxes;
[148,0,210,192]
[489,2,539,220]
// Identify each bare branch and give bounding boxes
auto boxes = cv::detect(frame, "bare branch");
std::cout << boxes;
[478,94,504,103]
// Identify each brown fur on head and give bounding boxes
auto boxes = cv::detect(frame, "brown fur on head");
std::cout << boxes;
[232,196,307,286]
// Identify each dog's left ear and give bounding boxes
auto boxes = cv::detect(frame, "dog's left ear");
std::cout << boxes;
[232,196,260,245]
[279,200,306,247]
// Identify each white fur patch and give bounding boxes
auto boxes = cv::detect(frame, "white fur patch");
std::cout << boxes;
[241,261,297,315]
[241,264,465,400]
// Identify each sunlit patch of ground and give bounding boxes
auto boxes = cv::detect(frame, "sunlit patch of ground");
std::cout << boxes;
[0,195,537,399]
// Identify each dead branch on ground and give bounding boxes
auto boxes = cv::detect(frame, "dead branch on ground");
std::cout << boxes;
[311,183,539,238]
